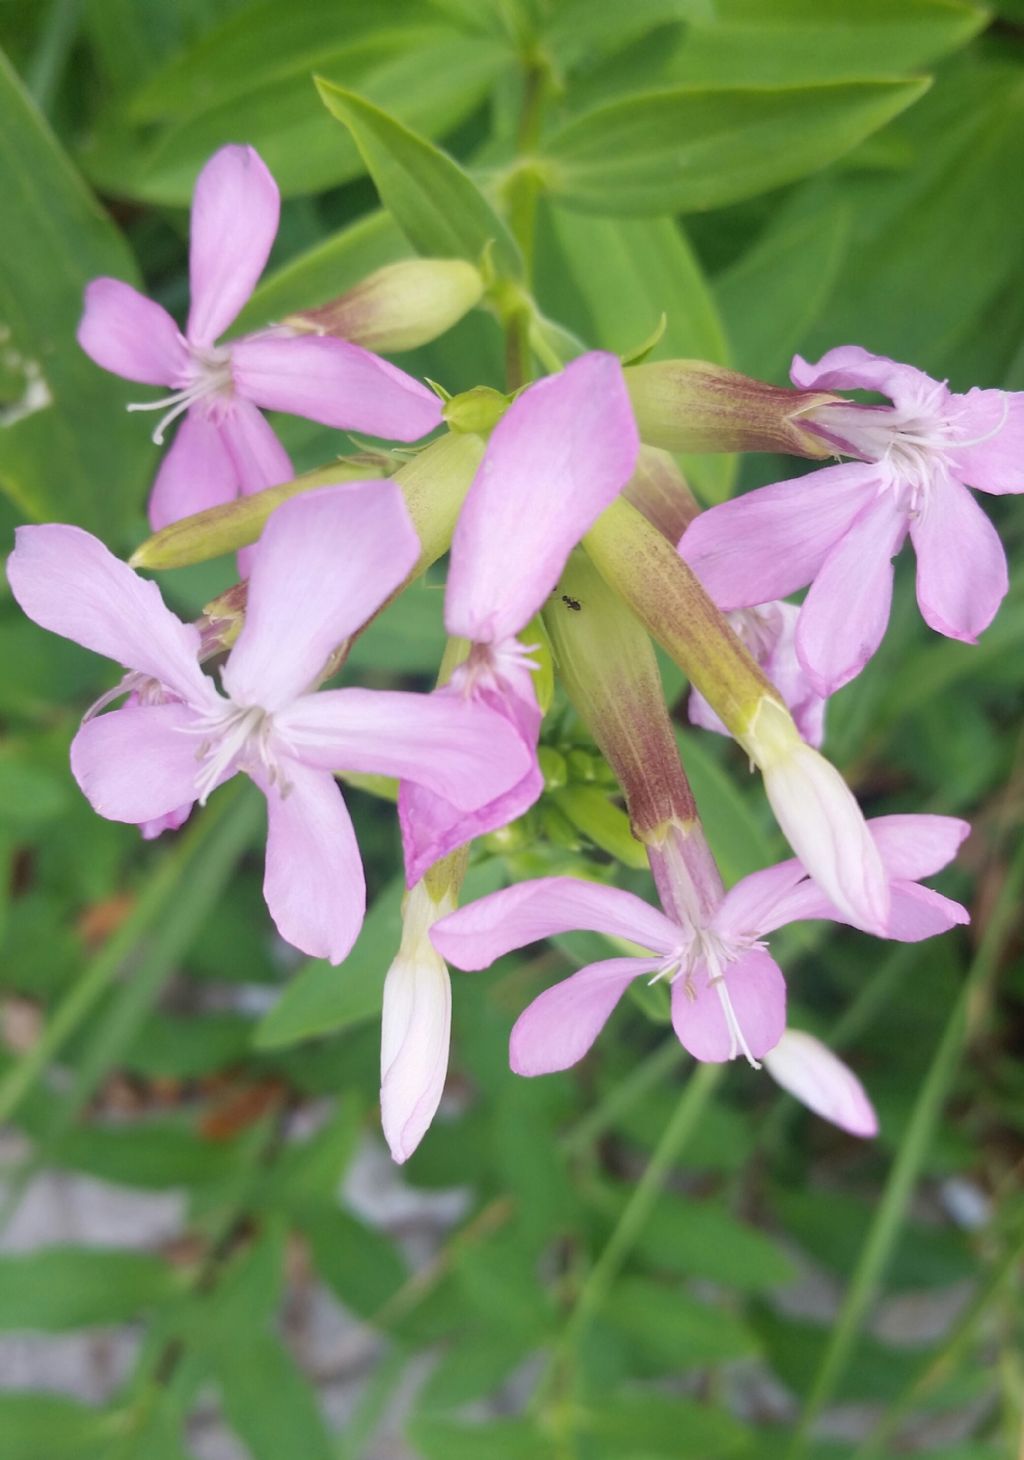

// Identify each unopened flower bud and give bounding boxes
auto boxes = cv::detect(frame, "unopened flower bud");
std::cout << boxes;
[443,385,509,437]
[381,872,460,1164]
[285,259,483,354]
[625,359,840,457]
[737,697,889,935]
[622,445,700,544]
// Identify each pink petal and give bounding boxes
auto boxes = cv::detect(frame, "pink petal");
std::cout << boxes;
[139,804,193,840]
[381,893,452,1163]
[791,346,937,411]
[763,1029,877,1138]
[431,877,681,969]
[948,387,1024,496]
[510,957,659,1076]
[886,883,970,942]
[445,353,639,643]
[276,688,534,809]
[398,759,543,888]
[910,476,1008,642]
[148,409,240,532]
[258,759,365,964]
[758,600,827,748]
[868,814,971,881]
[187,145,280,348]
[6,525,209,705]
[70,703,204,823]
[671,947,786,1063]
[795,493,908,696]
[77,278,188,386]
[230,333,442,440]
[761,739,890,935]
[217,398,294,495]
[678,463,875,610]
[222,481,419,711]
[714,861,815,940]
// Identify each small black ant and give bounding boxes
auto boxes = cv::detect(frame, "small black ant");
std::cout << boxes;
[561,595,582,612]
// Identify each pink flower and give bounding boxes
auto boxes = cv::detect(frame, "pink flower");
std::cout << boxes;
[689,599,827,748]
[679,346,1024,695]
[7,484,531,964]
[398,352,639,883]
[78,145,442,534]
[431,814,968,1080]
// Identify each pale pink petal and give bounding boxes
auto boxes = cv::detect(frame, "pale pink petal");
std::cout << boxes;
[671,947,786,1063]
[760,737,890,936]
[886,883,969,941]
[431,876,681,969]
[187,145,280,348]
[678,463,876,610]
[77,278,188,386]
[139,804,193,840]
[791,346,937,410]
[258,759,365,964]
[445,353,639,643]
[277,687,534,809]
[148,409,239,532]
[510,957,659,1076]
[230,333,441,440]
[398,760,543,888]
[796,493,908,696]
[216,397,293,495]
[759,600,827,748]
[948,387,1024,496]
[869,814,971,881]
[381,884,452,1163]
[222,481,419,711]
[714,861,814,940]
[70,703,203,823]
[763,1029,877,1137]
[7,524,209,705]
[910,476,1008,641]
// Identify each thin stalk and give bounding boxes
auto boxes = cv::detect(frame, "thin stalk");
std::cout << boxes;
[853,1217,1024,1459]
[568,1060,724,1336]
[26,0,81,112]
[560,1037,687,1159]
[786,836,1024,1457]
[0,784,251,1129]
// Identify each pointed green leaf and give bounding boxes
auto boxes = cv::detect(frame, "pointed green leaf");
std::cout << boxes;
[316,80,524,279]
[0,49,154,534]
[541,78,931,215]
[0,1247,178,1331]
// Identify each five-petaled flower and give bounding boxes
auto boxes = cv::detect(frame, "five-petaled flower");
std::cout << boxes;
[431,814,968,1132]
[7,484,531,964]
[680,345,1024,696]
[78,145,442,535]
[398,351,639,884]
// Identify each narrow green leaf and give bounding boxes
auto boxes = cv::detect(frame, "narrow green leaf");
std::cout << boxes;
[315,80,524,279]
[0,1247,178,1331]
[0,1393,113,1460]
[541,78,931,216]
[0,48,154,534]
[601,1275,758,1366]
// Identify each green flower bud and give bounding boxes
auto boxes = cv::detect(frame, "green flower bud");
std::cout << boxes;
[285,259,483,354]
[625,359,840,457]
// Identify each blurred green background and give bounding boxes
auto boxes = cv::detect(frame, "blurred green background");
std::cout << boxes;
[0,1,1022,1456]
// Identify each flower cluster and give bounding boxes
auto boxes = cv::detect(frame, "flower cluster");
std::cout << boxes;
[9,145,1020,1163]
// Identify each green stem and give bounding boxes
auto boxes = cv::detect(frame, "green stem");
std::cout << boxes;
[568,1061,724,1337]
[26,0,81,112]
[786,836,1024,1457]
[853,1216,1024,1459]
[0,784,253,1129]
[560,1036,686,1159]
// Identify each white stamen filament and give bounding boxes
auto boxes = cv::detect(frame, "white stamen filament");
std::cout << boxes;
[126,348,233,443]
[181,702,284,805]
[648,928,765,1069]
